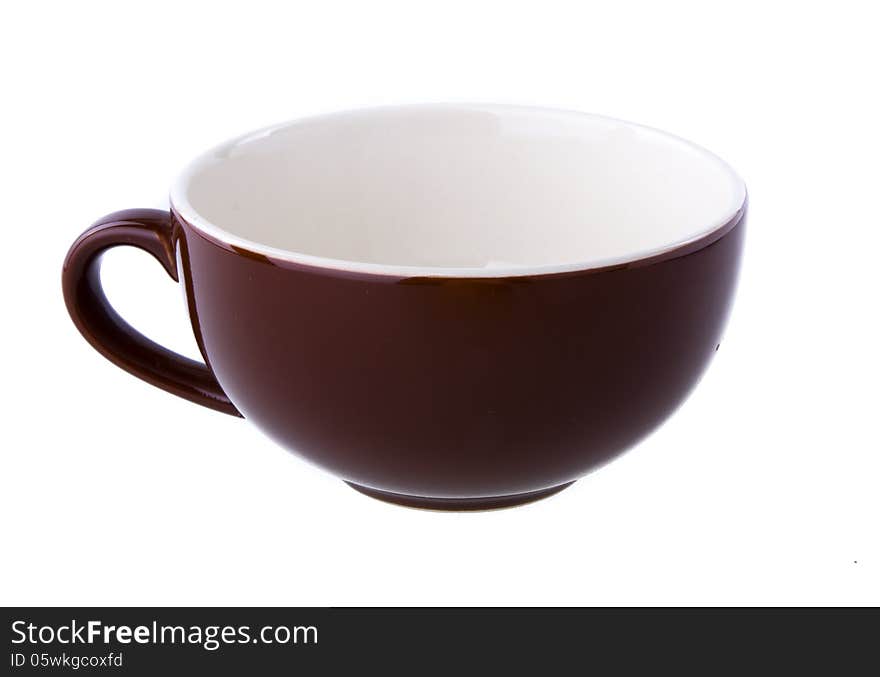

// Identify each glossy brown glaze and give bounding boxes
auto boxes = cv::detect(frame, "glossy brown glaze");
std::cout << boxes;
[61,209,240,416]
[165,204,745,507]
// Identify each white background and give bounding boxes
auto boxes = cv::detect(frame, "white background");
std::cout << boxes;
[1,0,878,606]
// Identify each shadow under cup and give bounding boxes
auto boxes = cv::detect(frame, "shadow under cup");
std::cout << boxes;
[64,105,746,510]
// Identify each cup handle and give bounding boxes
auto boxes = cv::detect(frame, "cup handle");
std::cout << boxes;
[62,208,241,416]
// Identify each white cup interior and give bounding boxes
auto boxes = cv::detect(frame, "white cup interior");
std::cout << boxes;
[172,105,745,276]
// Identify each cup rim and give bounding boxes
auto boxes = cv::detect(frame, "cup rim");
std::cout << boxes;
[170,104,747,279]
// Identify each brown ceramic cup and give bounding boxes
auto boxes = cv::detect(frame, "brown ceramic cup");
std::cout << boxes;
[63,105,746,510]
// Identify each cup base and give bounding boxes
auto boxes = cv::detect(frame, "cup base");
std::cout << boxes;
[344,480,576,511]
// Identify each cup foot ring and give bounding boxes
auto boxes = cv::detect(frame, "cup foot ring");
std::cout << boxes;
[344,481,575,511]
